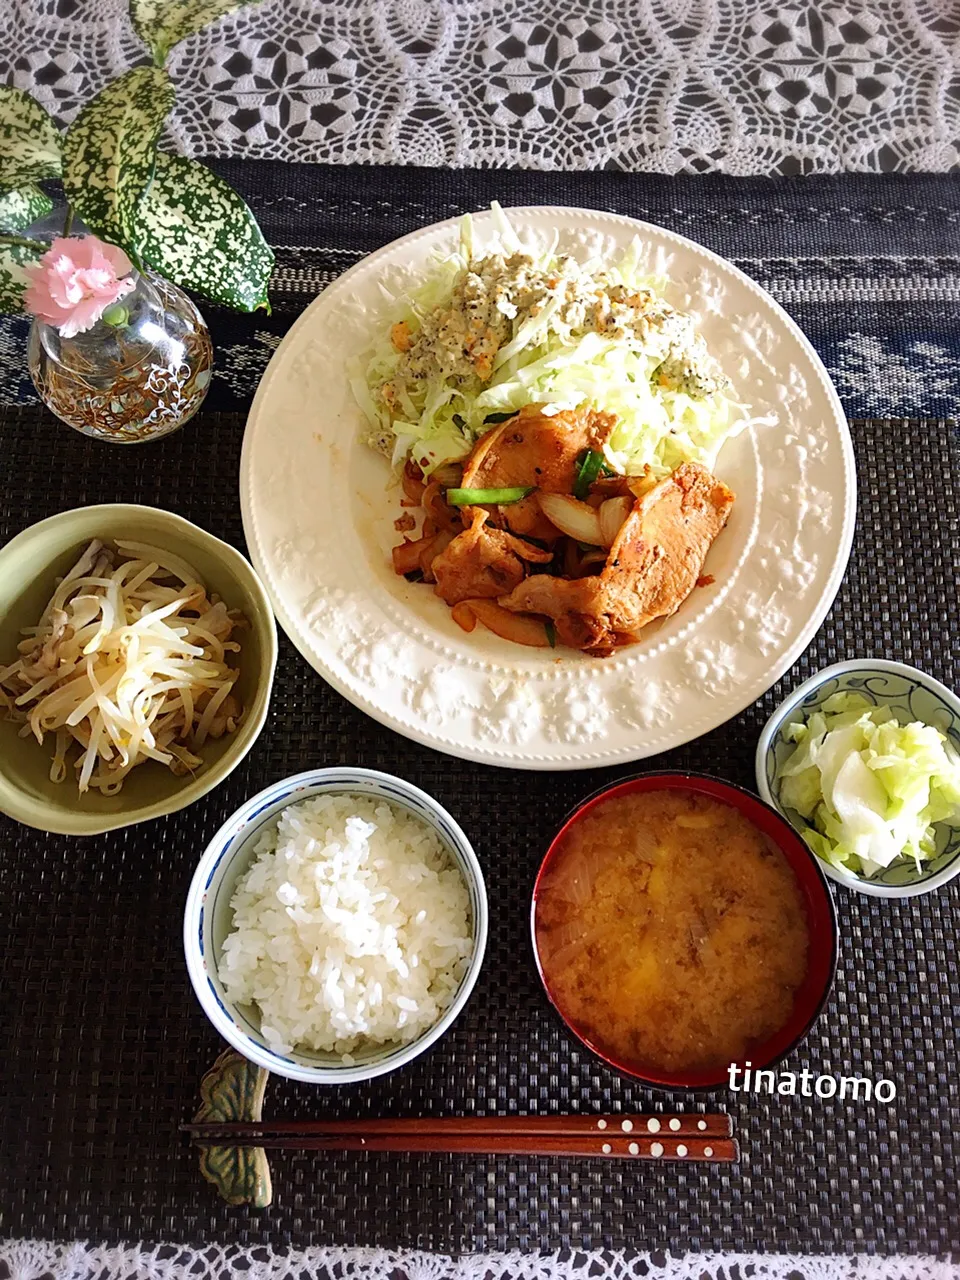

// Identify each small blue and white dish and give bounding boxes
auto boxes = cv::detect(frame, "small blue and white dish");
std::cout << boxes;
[756,659,960,899]
[184,767,488,1083]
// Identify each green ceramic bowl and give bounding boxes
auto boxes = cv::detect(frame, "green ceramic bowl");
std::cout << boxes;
[0,505,278,835]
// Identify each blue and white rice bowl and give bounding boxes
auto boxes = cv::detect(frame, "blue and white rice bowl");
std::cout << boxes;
[756,659,960,899]
[184,767,488,1083]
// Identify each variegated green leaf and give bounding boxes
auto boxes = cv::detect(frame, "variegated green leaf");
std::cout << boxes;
[139,152,273,312]
[0,87,61,186]
[0,184,53,234]
[63,66,174,259]
[130,0,267,65]
[0,238,43,312]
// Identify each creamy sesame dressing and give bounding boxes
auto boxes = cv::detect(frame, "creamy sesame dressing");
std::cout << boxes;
[380,250,728,414]
[358,210,744,481]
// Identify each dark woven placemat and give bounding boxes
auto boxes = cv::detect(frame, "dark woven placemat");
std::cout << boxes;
[5,167,960,422]
[0,404,957,1257]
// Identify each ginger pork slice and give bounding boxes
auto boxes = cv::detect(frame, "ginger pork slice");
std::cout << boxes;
[460,404,615,540]
[431,508,552,607]
[498,462,735,653]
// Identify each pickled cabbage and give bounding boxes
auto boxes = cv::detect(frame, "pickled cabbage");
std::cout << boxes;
[776,692,960,878]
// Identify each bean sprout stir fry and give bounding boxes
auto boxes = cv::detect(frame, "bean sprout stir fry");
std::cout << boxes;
[0,539,245,795]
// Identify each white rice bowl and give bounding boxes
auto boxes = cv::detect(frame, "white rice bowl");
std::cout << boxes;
[217,792,474,1060]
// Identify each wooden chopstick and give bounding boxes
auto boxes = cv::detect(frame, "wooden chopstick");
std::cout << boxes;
[184,1113,732,1138]
[183,1114,737,1162]
[224,1134,735,1161]
[191,1133,737,1162]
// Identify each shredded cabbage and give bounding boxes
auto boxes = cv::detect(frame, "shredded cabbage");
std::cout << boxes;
[355,203,747,477]
[775,692,960,878]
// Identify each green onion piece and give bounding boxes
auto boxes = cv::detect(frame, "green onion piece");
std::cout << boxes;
[545,620,557,648]
[446,486,534,506]
[484,410,516,425]
[574,449,605,499]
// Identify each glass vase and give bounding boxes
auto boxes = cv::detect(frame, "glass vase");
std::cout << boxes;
[28,270,213,444]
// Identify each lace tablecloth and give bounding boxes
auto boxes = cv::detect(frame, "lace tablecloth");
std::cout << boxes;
[1,1241,957,1280]
[1,0,958,173]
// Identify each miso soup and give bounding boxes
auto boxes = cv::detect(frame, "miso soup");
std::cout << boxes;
[534,787,811,1076]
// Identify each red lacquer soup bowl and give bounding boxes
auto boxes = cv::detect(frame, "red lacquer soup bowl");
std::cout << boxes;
[530,772,839,1091]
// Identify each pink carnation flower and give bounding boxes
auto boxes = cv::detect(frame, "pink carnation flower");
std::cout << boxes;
[24,236,136,339]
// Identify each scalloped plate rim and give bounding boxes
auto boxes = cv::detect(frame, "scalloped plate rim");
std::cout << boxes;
[240,205,856,770]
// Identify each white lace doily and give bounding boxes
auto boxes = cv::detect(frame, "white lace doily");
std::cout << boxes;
[3,1240,959,1280]
[1,0,958,173]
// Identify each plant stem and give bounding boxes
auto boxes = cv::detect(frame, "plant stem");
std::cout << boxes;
[0,234,47,252]
[62,206,74,237]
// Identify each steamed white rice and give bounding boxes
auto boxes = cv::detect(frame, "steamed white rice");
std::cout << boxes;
[218,793,473,1059]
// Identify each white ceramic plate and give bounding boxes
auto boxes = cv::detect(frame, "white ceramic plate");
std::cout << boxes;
[241,207,856,770]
